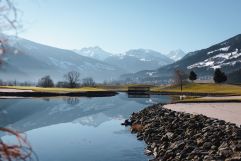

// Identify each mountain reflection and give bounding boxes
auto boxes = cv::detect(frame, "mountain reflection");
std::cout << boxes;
[0,93,171,133]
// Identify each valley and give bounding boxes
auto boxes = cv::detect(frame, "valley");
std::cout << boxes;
[0,1,241,160]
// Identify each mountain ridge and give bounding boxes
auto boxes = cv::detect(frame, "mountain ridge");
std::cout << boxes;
[0,36,125,82]
[166,49,186,61]
[121,34,241,83]
[74,47,174,73]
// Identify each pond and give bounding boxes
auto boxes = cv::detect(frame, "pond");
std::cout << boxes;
[0,93,172,161]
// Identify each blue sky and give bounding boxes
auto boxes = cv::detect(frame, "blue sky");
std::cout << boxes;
[17,0,241,54]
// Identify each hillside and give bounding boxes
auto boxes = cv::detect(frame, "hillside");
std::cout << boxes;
[73,46,112,61]
[74,47,174,73]
[0,36,125,82]
[166,49,186,61]
[121,34,241,83]
[104,49,174,73]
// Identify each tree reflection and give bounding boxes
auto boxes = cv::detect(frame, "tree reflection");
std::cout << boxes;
[63,97,80,105]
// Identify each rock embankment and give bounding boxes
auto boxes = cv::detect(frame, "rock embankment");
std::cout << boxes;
[130,104,241,161]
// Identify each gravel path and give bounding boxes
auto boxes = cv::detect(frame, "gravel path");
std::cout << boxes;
[164,103,241,126]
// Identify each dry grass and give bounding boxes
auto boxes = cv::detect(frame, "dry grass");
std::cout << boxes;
[0,86,106,93]
[2,83,241,96]
[154,83,241,95]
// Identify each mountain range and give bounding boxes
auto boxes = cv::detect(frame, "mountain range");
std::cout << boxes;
[121,34,241,83]
[2,33,239,84]
[73,46,112,61]
[0,35,177,82]
[103,49,174,73]
[0,36,125,82]
[166,49,186,61]
[74,47,176,72]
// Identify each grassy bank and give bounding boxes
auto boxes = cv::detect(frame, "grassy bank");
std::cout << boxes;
[152,83,241,95]
[177,98,241,103]
[0,86,119,97]
[0,86,106,93]
[1,83,241,98]
[2,83,241,95]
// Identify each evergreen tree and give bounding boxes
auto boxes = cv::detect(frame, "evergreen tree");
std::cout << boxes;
[189,71,197,82]
[213,68,227,83]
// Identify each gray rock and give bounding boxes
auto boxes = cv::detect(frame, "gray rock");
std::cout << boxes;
[165,132,174,139]
[203,142,212,150]
[145,149,152,156]
[129,104,241,161]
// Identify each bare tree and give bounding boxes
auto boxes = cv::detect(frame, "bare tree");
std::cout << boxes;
[0,2,36,161]
[82,77,95,87]
[0,0,21,34]
[0,0,21,58]
[56,81,68,88]
[174,69,187,92]
[64,71,80,88]
[38,75,54,87]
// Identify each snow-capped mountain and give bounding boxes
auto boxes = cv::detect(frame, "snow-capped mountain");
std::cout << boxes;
[121,34,241,83]
[73,46,112,61]
[104,49,174,73]
[74,47,174,73]
[0,36,125,82]
[186,47,240,70]
[166,49,186,61]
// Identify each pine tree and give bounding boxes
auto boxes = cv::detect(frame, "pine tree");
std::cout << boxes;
[189,71,197,82]
[213,68,227,83]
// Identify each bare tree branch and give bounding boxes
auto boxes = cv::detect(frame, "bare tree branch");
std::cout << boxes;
[0,0,21,35]
[64,71,80,88]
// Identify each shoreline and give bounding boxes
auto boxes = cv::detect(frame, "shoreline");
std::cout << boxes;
[0,91,118,98]
[149,91,239,97]
[129,104,241,160]
[164,103,241,126]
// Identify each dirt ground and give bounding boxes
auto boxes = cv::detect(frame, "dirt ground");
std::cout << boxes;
[164,103,241,126]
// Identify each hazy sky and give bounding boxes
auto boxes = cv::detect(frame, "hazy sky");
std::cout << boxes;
[17,0,241,54]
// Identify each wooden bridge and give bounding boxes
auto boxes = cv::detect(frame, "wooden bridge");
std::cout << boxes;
[127,85,151,94]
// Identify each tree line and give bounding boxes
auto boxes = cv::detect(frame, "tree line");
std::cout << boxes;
[37,71,96,88]
[175,68,228,91]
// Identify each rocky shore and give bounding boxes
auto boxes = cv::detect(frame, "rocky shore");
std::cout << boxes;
[129,104,241,161]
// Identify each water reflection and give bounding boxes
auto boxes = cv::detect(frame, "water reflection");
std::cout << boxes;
[0,93,171,161]
[128,94,150,98]
[0,93,171,131]
[63,97,80,105]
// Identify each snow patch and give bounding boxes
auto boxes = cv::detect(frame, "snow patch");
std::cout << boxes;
[147,72,156,76]
[207,46,230,55]
[188,49,241,70]
[140,58,151,62]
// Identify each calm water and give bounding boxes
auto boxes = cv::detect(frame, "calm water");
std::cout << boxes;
[0,93,171,161]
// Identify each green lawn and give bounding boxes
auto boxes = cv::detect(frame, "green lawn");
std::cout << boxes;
[152,83,241,95]
[1,83,241,96]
